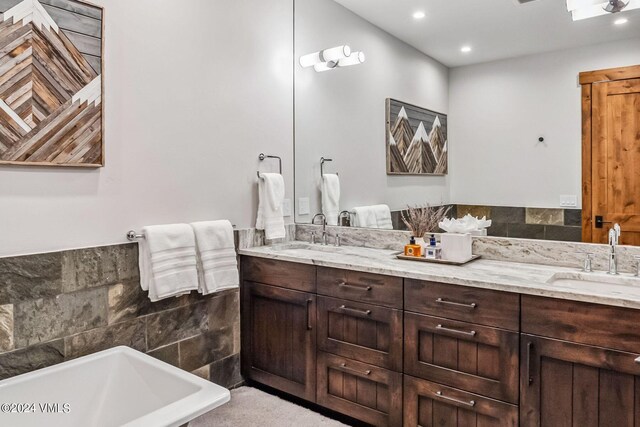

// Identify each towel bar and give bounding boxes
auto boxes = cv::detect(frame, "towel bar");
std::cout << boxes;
[320,157,338,178]
[126,225,237,242]
[257,153,282,178]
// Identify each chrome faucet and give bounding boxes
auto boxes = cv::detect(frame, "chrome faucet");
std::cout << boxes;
[608,223,621,275]
[312,213,328,245]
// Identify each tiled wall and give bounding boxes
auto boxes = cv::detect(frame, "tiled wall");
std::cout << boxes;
[0,244,242,388]
[391,204,582,242]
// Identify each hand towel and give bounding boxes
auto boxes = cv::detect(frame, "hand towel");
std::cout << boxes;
[191,220,239,294]
[352,206,377,228]
[256,173,286,240]
[321,174,340,226]
[373,204,393,230]
[138,224,199,302]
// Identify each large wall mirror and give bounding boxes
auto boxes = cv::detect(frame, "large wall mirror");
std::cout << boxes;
[294,0,640,245]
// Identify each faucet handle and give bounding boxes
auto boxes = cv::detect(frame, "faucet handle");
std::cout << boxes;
[310,231,316,245]
[634,255,640,277]
[335,234,341,247]
[578,252,594,272]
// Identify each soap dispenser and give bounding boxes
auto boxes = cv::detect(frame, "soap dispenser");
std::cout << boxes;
[404,236,422,257]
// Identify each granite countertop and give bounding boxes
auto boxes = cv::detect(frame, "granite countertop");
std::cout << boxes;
[239,242,640,309]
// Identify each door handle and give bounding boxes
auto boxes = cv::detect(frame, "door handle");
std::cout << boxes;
[338,362,371,377]
[338,305,372,317]
[527,342,534,385]
[306,299,313,330]
[595,216,612,229]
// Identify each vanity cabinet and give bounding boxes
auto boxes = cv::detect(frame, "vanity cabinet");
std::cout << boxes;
[520,295,640,427]
[241,255,640,426]
[241,258,317,402]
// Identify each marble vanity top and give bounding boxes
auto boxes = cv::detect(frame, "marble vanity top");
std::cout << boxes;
[239,242,640,309]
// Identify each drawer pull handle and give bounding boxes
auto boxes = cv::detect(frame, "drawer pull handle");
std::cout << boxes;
[436,324,477,337]
[434,391,476,408]
[339,305,372,316]
[338,281,373,291]
[436,298,477,309]
[339,363,371,376]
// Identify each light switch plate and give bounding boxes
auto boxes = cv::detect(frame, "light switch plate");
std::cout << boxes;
[282,199,292,217]
[298,197,310,215]
[560,195,578,207]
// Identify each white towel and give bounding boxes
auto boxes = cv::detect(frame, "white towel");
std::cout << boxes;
[191,220,239,294]
[352,206,377,228]
[321,174,340,226]
[373,204,393,230]
[139,224,199,302]
[256,173,286,240]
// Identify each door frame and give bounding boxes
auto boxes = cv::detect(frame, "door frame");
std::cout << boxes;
[580,65,640,242]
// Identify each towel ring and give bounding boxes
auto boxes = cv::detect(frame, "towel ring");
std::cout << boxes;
[257,153,282,178]
[320,157,338,178]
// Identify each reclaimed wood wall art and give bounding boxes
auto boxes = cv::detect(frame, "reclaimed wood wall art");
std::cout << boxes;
[0,0,103,167]
[386,98,448,176]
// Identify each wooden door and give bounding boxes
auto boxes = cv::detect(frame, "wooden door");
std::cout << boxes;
[317,296,403,371]
[317,352,403,427]
[403,375,518,427]
[581,66,640,245]
[241,281,317,402]
[404,312,519,404]
[520,334,640,427]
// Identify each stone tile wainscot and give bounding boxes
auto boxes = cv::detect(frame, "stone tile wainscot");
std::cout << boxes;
[0,244,242,389]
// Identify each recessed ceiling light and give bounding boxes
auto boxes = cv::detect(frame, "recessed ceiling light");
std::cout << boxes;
[614,17,629,25]
[413,11,426,19]
[460,46,472,53]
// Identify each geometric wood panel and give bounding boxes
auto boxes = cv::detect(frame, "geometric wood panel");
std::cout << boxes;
[0,0,103,167]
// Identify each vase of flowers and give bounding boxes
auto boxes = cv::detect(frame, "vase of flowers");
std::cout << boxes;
[401,204,452,247]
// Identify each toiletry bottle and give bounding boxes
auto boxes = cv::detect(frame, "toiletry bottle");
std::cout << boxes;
[404,236,422,257]
[429,234,437,246]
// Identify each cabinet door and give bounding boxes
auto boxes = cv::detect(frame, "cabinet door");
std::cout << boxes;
[404,375,518,427]
[241,281,316,402]
[521,334,640,427]
[317,352,403,427]
[405,312,519,403]
[317,296,403,371]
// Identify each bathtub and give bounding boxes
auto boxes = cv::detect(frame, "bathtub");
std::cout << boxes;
[0,346,230,427]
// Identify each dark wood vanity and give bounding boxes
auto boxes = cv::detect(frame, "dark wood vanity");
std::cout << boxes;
[240,256,640,426]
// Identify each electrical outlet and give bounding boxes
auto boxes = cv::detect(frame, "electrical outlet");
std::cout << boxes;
[298,197,310,215]
[282,199,292,217]
[560,195,578,207]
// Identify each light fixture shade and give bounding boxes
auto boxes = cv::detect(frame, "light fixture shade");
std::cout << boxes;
[322,45,351,62]
[338,52,366,67]
[300,45,352,68]
[314,61,338,72]
[568,0,639,20]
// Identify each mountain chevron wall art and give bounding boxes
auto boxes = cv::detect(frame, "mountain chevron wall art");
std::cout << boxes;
[386,98,448,175]
[0,0,103,167]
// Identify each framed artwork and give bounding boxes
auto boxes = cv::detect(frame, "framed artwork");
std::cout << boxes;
[0,0,104,167]
[386,98,448,175]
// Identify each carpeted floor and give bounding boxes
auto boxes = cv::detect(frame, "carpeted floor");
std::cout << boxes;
[190,387,348,426]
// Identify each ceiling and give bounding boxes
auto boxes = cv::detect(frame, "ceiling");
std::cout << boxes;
[333,0,640,67]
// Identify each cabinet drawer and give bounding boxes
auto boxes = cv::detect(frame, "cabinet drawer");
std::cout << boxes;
[241,256,316,292]
[404,312,519,404]
[317,267,402,309]
[403,375,518,427]
[522,295,640,353]
[318,296,402,371]
[405,279,519,330]
[317,352,402,427]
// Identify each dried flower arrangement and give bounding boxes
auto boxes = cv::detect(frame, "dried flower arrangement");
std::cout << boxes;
[401,204,452,238]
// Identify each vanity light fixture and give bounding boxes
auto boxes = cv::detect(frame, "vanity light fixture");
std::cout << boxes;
[460,46,472,53]
[300,45,351,68]
[566,0,639,21]
[305,48,366,73]
[338,51,366,67]
[412,11,426,19]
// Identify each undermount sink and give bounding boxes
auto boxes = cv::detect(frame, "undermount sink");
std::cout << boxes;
[547,272,640,289]
[270,242,346,253]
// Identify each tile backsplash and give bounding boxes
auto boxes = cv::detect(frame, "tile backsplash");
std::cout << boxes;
[0,243,242,388]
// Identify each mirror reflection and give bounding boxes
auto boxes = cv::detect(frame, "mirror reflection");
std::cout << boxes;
[294,0,640,245]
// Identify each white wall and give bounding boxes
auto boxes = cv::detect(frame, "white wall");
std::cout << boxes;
[0,0,294,257]
[449,38,640,209]
[294,0,449,222]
